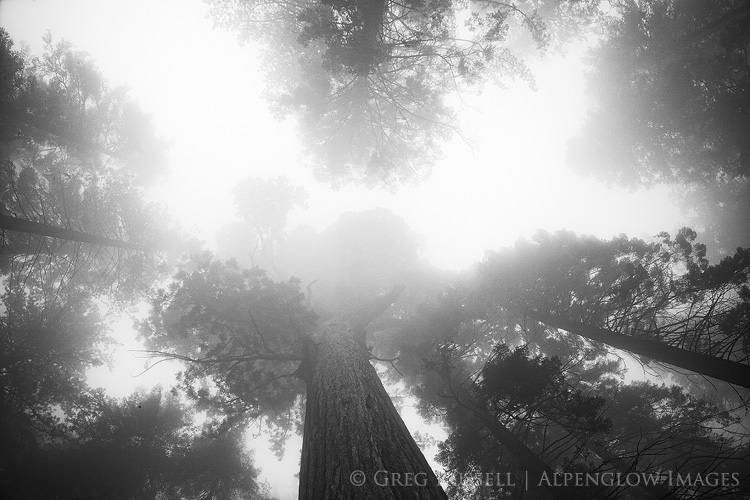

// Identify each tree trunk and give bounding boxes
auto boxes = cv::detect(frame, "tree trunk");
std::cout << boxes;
[298,322,447,499]
[529,311,750,390]
[0,214,149,252]
[585,441,680,500]
[1,108,123,160]
[447,379,577,500]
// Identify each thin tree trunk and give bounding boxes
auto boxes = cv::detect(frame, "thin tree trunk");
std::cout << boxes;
[451,382,683,500]
[1,109,124,160]
[585,441,680,500]
[447,379,577,500]
[0,214,149,252]
[529,311,750,390]
[675,1,750,47]
[298,323,447,499]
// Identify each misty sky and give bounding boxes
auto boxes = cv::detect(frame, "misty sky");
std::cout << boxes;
[0,0,687,272]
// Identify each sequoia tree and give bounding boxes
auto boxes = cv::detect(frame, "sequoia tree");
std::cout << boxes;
[477,228,750,390]
[145,207,454,499]
[0,30,175,302]
[567,0,750,254]
[208,0,600,186]
[0,32,197,498]
[392,274,748,499]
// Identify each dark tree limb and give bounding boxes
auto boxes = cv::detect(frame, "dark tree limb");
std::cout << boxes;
[1,214,150,252]
[529,311,750,390]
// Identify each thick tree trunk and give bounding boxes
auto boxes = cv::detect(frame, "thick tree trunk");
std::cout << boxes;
[529,311,750,390]
[357,0,387,73]
[298,322,447,499]
[0,214,149,252]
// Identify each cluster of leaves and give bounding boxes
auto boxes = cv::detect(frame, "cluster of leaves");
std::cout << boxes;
[476,343,611,436]
[0,276,110,435]
[208,0,600,186]
[1,388,265,500]
[0,30,166,183]
[567,0,750,254]
[570,0,750,186]
[0,31,265,500]
[216,176,309,279]
[409,300,749,499]
[384,226,750,499]
[426,342,612,499]
[478,228,750,363]
[1,29,173,303]
[0,247,267,499]
[139,254,317,433]
[591,381,750,499]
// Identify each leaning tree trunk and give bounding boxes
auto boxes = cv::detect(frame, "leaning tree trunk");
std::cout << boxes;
[585,441,681,500]
[447,379,577,500]
[298,322,447,499]
[0,214,148,251]
[528,311,750,390]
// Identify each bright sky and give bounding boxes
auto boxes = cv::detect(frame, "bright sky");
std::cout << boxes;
[0,0,686,271]
[1,1,687,498]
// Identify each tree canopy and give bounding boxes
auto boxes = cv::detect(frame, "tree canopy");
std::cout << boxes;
[0,29,179,303]
[0,32,251,500]
[208,0,600,186]
[567,0,750,254]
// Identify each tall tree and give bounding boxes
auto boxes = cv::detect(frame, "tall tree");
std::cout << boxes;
[208,0,600,186]
[591,381,749,500]
[477,228,750,388]
[390,291,615,500]
[567,0,750,254]
[398,286,748,499]
[0,32,192,498]
[216,175,308,278]
[0,30,175,303]
[140,253,449,498]
[429,346,609,500]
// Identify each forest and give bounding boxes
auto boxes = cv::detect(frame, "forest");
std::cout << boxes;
[1,0,749,499]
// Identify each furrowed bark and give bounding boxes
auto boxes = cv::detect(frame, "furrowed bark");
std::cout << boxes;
[299,322,447,499]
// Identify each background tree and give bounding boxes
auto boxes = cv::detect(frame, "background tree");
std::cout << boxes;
[0,29,180,304]
[284,208,425,316]
[2,387,269,500]
[208,0,601,186]
[388,290,616,500]
[0,31,226,500]
[567,0,750,255]
[475,228,750,389]
[140,208,456,498]
[392,277,749,499]
[216,176,308,278]
[433,344,611,500]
